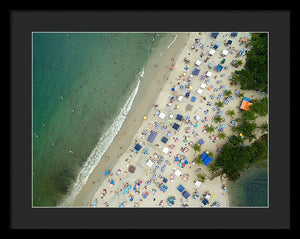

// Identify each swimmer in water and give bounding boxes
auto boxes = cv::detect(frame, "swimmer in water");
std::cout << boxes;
[102,89,108,96]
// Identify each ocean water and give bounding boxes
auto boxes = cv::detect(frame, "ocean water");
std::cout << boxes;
[227,164,268,207]
[32,32,177,206]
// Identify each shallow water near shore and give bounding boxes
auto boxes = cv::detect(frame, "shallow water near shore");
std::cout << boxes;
[227,164,268,207]
[32,32,177,206]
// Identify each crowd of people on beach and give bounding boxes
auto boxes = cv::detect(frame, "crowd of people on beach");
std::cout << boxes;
[89,32,258,208]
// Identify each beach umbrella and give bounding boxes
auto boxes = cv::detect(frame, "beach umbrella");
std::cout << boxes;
[240,48,245,56]
[171,87,175,91]
[180,85,184,89]
[144,116,147,120]
[104,170,110,176]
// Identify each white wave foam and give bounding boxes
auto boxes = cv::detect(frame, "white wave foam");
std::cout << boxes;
[167,34,178,49]
[139,68,144,77]
[60,80,141,206]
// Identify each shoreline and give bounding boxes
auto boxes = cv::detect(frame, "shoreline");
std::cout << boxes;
[68,33,189,207]
[68,32,267,208]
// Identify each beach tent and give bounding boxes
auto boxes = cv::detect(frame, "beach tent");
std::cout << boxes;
[200,152,213,166]
[197,88,203,94]
[208,61,216,68]
[161,136,168,144]
[177,184,185,192]
[176,114,183,121]
[191,96,196,102]
[146,159,154,168]
[211,32,219,38]
[213,42,220,49]
[178,95,183,101]
[159,112,166,119]
[195,60,202,66]
[173,123,180,130]
[240,97,253,111]
[209,49,216,55]
[192,68,200,75]
[198,139,205,145]
[182,191,190,199]
[195,180,202,187]
[206,71,212,77]
[162,146,169,154]
[134,143,142,151]
[200,83,207,89]
[202,198,209,205]
[216,64,223,72]
[231,32,238,36]
[221,49,229,56]
[175,169,182,177]
[147,130,157,143]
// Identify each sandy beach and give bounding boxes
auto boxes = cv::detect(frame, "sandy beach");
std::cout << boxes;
[70,32,267,208]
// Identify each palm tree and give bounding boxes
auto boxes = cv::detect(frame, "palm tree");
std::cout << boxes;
[230,74,240,85]
[215,101,224,108]
[224,90,233,98]
[194,156,203,165]
[238,92,245,98]
[234,59,243,68]
[206,125,215,134]
[192,143,201,153]
[197,173,207,183]
[259,122,268,133]
[227,110,235,118]
[218,132,227,139]
[214,115,222,124]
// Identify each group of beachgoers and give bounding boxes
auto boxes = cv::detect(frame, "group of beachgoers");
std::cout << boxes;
[90,32,251,208]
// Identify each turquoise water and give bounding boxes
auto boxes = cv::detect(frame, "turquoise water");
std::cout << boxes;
[32,32,175,206]
[227,164,268,207]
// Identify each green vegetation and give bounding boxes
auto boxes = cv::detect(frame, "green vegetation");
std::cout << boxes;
[258,121,268,134]
[215,101,225,108]
[250,96,268,116]
[234,110,258,142]
[226,110,235,118]
[211,134,268,181]
[206,33,269,183]
[231,33,268,93]
[218,132,227,139]
[214,115,223,124]
[192,143,201,153]
[205,125,215,134]
[232,59,243,68]
[197,173,207,183]
[224,90,233,98]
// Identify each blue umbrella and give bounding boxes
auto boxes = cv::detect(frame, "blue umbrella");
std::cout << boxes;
[180,85,184,89]
[171,87,175,91]
[240,48,244,56]
[104,170,110,176]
